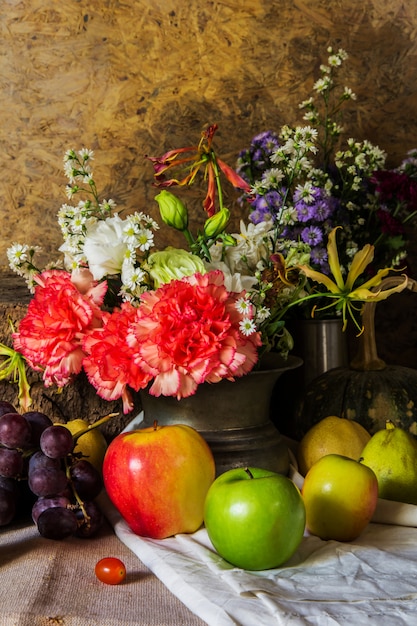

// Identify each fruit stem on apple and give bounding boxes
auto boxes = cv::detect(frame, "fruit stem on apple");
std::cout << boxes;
[244,467,254,479]
[153,420,159,430]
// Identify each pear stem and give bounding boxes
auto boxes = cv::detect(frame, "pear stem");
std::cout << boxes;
[71,412,119,443]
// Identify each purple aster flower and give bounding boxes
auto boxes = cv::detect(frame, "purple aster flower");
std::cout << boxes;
[309,196,335,221]
[249,190,284,223]
[249,205,273,224]
[236,131,281,185]
[310,245,328,269]
[293,187,335,223]
[295,201,316,222]
[301,226,323,246]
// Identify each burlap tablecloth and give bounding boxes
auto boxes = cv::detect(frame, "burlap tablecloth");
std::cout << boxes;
[0,515,206,626]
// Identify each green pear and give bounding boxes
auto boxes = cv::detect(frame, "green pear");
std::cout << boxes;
[360,420,417,505]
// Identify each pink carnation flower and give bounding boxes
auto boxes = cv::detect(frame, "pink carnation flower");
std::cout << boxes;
[13,269,106,388]
[83,303,152,414]
[127,270,262,399]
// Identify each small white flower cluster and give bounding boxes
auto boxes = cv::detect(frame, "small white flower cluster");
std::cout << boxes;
[59,150,160,303]
[270,126,318,173]
[299,48,355,141]
[7,243,46,291]
[334,139,387,193]
[8,149,160,303]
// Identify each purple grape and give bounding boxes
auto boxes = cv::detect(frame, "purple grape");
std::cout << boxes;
[0,486,17,526]
[0,475,18,493]
[28,466,68,497]
[37,507,78,540]
[0,447,24,478]
[0,412,32,449]
[40,425,74,459]
[0,402,17,418]
[28,450,61,474]
[32,495,71,524]
[23,411,53,447]
[75,500,103,538]
[70,459,103,500]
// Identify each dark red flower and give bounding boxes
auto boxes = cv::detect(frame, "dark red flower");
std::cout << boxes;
[376,207,404,236]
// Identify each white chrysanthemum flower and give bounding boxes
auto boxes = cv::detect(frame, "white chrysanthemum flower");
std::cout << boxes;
[123,247,136,263]
[65,185,78,199]
[256,306,271,323]
[7,243,30,266]
[136,228,154,252]
[58,203,76,222]
[295,181,315,202]
[78,148,94,162]
[235,296,252,315]
[99,199,117,213]
[343,87,356,100]
[299,96,314,108]
[261,168,285,186]
[69,211,88,234]
[122,219,140,242]
[239,318,257,336]
[313,77,331,92]
[303,111,317,122]
[63,160,77,183]
[281,207,297,225]
[81,171,93,185]
[121,259,145,290]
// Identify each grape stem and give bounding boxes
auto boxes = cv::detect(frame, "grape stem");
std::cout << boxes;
[64,456,90,527]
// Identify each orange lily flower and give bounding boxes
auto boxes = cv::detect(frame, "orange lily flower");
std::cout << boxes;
[146,124,250,217]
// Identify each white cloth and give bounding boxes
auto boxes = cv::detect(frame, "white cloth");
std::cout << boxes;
[99,415,417,625]
[100,493,417,626]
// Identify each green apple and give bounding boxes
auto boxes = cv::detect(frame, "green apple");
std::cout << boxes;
[302,454,378,542]
[203,467,306,570]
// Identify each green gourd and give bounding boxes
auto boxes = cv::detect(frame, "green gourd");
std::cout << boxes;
[294,277,417,440]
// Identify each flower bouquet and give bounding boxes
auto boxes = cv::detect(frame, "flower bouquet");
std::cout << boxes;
[235,47,417,320]
[4,49,410,417]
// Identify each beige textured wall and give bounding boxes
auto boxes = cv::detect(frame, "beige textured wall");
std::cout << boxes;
[1,0,417,268]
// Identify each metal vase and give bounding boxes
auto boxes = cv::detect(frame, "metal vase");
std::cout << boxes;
[290,318,349,387]
[270,319,349,439]
[139,353,302,476]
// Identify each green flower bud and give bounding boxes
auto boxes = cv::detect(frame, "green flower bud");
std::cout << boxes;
[220,233,237,247]
[203,207,230,238]
[148,247,206,287]
[155,190,188,231]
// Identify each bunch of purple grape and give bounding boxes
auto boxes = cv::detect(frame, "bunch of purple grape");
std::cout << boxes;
[0,400,103,540]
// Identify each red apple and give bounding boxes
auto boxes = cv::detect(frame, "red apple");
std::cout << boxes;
[103,422,215,539]
[301,454,378,542]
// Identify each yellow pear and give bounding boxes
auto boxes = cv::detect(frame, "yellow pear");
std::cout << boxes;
[61,419,108,474]
[297,415,371,476]
[360,420,417,505]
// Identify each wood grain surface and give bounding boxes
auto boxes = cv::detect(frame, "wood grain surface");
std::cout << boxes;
[1,0,417,266]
